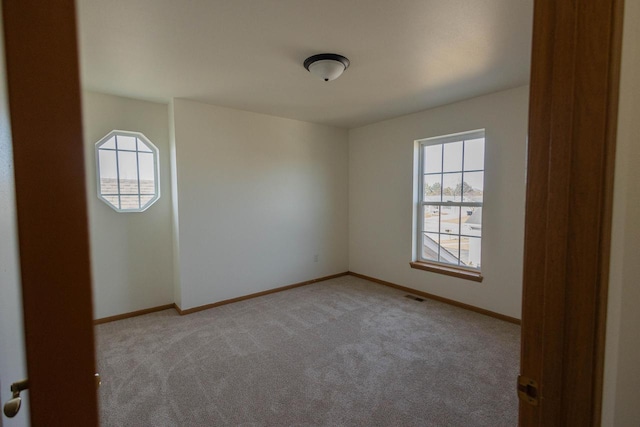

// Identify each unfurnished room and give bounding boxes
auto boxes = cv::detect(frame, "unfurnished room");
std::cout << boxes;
[1,0,639,426]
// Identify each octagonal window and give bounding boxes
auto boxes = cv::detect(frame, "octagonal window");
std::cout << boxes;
[95,130,160,212]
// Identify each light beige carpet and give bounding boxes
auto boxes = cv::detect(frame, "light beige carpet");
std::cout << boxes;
[96,276,520,426]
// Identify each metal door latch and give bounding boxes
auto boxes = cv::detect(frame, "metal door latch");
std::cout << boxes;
[3,378,28,418]
[517,375,539,406]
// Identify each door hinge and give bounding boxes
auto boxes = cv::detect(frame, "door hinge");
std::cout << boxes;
[517,375,539,406]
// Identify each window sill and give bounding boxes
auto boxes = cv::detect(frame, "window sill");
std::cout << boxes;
[409,261,483,283]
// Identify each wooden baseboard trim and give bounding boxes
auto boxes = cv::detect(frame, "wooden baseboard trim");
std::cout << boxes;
[348,271,521,325]
[94,303,176,325]
[93,272,511,324]
[174,272,350,315]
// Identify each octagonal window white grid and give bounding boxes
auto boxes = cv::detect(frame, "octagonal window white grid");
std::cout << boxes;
[95,130,160,212]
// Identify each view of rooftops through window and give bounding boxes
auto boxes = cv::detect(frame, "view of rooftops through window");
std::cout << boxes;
[419,131,485,269]
[96,131,159,212]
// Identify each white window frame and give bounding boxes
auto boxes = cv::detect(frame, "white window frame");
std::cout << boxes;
[415,129,485,275]
[95,130,160,213]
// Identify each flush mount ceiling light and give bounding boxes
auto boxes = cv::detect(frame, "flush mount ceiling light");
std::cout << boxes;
[303,53,350,82]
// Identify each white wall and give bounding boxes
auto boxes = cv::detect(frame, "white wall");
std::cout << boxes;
[0,5,29,424]
[172,99,349,310]
[602,0,640,424]
[349,86,528,319]
[168,101,182,308]
[82,91,174,319]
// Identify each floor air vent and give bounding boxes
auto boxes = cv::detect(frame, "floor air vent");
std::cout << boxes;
[405,295,425,302]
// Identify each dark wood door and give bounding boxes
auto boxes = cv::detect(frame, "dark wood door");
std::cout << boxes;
[2,0,99,425]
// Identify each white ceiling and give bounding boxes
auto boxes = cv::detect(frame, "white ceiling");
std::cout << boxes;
[77,0,533,129]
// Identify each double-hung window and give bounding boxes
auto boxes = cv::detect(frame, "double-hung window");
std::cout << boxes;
[413,130,485,280]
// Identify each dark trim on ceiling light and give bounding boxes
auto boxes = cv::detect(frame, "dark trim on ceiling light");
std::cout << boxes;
[303,53,350,71]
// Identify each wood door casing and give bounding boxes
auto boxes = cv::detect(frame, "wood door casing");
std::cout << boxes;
[520,0,624,425]
[2,0,99,425]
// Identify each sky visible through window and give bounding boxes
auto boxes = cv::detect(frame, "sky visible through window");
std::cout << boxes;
[96,132,158,211]
[420,135,484,269]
